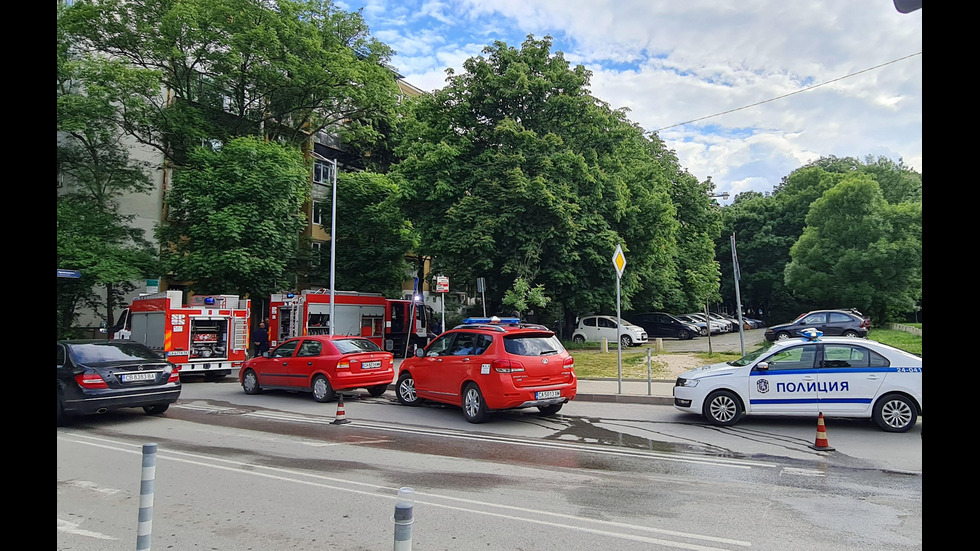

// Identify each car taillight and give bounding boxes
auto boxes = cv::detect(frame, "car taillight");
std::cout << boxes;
[861,319,871,328]
[337,359,350,370]
[168,370,180,383]
[492,359,525,373]
[563,357,575,369]
[75,373,108,389]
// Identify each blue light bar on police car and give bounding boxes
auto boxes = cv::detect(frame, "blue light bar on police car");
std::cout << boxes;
[464,316,520,325]
[800,328,823,341]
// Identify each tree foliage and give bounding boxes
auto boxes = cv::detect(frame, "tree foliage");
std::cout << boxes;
[719,155,922,324]
[157,137,310,297]
[306,171,418,296]
[392,36,716,328]
[57,2,161,336]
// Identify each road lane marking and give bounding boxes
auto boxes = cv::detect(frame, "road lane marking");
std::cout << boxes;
[57,518,118,540]
[59,432,752,550]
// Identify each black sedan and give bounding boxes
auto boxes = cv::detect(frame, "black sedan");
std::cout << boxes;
[57,340,182,426]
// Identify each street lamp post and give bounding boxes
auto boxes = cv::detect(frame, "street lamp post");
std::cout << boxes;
[329,158,337,337]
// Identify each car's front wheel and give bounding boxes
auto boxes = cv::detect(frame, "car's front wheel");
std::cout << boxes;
[775,331,792,341]
[367,384,388,397]
[144,404,169,415]
[703,390,743,426]
[572,335,585,343]
[538,403,563,416]
[462,383,489,423]
[396,373,420,405]
[873,393,918,432]
[620,335,633,348]
[312,374,336,403]
[241,369,262,395]
[677,329,691,340]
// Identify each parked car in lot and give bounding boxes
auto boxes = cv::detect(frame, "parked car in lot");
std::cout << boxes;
[673,329,922,432]
[57,339,182,426]
[703,312,736,332]
[675,314,709,336]
[571,315,649,347]
[682,313,727,334]
[764,309,870,341]
[396,317,577,423]
[628,312,700,340]
[239,335,394,402]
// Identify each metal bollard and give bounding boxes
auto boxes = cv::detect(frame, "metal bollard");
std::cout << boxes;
[136,443,157,551]
[393,486,415,551]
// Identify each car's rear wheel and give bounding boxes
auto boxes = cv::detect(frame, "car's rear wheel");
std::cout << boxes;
[572,335,585,343]
[538,403,563,416]
[677,329,691,340]
[462,383,489,423]
[620,335,632,348]
[312,375,336,403]
[703,390,743,426]
[241,369,262,395]
[144,404,169,415]
[396,373,420,405]
[699,327,708,336]
[367,384,388,397]
[843,330,859,337]
[775,331,792,341]
[873,393,917,432]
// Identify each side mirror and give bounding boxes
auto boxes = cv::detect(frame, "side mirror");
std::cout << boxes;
[415,348,425,358]
[755,361,770,371]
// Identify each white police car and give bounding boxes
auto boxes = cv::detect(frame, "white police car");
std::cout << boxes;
[672,329,922,432]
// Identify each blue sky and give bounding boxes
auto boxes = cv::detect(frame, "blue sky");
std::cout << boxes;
[341,1,922,204]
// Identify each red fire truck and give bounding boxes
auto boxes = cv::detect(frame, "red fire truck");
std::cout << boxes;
[268,289,434,357]
[111,290,251,379]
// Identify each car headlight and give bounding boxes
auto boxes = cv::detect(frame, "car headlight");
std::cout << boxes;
[675,377,699,388]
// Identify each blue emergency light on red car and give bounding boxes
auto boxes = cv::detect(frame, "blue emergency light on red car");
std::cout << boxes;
[204,297,215,305]
[464,316,521,325]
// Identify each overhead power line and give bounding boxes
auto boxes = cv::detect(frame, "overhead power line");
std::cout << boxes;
[648,52,922,134]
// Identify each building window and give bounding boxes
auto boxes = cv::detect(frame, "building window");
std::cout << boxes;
[311,242,322,266]
[313,159,334,186]
[312,201,325,225]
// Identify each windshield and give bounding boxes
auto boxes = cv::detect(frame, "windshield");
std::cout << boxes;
[504,334,566,356]
[727,343,775,367]
[71,342,164,363]
[333,338,382,354]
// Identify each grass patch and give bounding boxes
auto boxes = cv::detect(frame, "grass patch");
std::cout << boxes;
[565,328,921,379]
[868,328,922,356]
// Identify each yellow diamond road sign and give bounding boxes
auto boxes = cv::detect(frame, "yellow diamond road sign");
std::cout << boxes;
[613,244,626,278]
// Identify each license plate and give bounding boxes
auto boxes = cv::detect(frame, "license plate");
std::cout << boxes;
[362,360,382,369]
[122,373,156,382]
[536,390,560,399]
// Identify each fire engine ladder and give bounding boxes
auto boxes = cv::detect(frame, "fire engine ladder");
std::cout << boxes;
[232,317,248,351]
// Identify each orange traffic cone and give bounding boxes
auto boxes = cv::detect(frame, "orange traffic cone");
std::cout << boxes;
[808,412,835,451]
[332,394,351,425]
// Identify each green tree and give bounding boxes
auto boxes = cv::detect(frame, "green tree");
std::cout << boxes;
[784,175,921,324]
[61,0,401,164]
[502,277,551,318]
[392,36,682,331]
[57,3,161,336]
[307,171,418,295]
[156,137,310,298]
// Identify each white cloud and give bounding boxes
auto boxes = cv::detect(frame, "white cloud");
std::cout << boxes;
[358,0,922,199]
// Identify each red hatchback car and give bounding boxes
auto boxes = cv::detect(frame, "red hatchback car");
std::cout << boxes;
[239,335,394,402]
[395,317,577,423]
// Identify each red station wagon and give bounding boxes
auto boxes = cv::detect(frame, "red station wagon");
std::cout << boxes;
[239,335,394,402]
[395,317,577,423]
